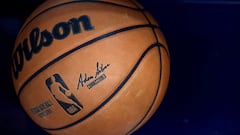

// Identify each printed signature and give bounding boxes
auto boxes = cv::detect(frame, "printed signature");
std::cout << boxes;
[77,62,110,89]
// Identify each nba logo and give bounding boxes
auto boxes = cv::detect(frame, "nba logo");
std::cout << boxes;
[45,74,83,115]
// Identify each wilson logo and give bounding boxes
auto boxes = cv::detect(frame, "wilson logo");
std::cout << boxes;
[12,15,95,79]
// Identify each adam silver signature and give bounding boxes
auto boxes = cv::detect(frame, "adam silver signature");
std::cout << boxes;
[77,62,110,89]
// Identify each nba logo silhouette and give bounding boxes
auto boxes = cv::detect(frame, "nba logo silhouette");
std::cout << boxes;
[45,74,83,115]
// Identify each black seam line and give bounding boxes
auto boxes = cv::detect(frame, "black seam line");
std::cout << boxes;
[126,1,163,134]
[18,0,146,35]
[126,44,163,135]
[17,24,159,97]
[132,0,160,43]
[44,42,160,131]
[130,0,170,58]
[160,44,170,57]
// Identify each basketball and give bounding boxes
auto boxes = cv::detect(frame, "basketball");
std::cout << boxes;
[11,0,170,134]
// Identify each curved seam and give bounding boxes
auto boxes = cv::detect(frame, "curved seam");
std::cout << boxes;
[126,1,164,134]
[44,42,159,130]
[17,24,158,97]
[18,0,146,35]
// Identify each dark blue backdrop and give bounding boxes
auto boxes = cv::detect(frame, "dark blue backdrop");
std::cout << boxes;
[0,0,239,135]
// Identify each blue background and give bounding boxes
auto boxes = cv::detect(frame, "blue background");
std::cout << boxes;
[0,0,240,135]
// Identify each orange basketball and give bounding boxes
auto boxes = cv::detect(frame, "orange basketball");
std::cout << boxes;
[11,0,170,134]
